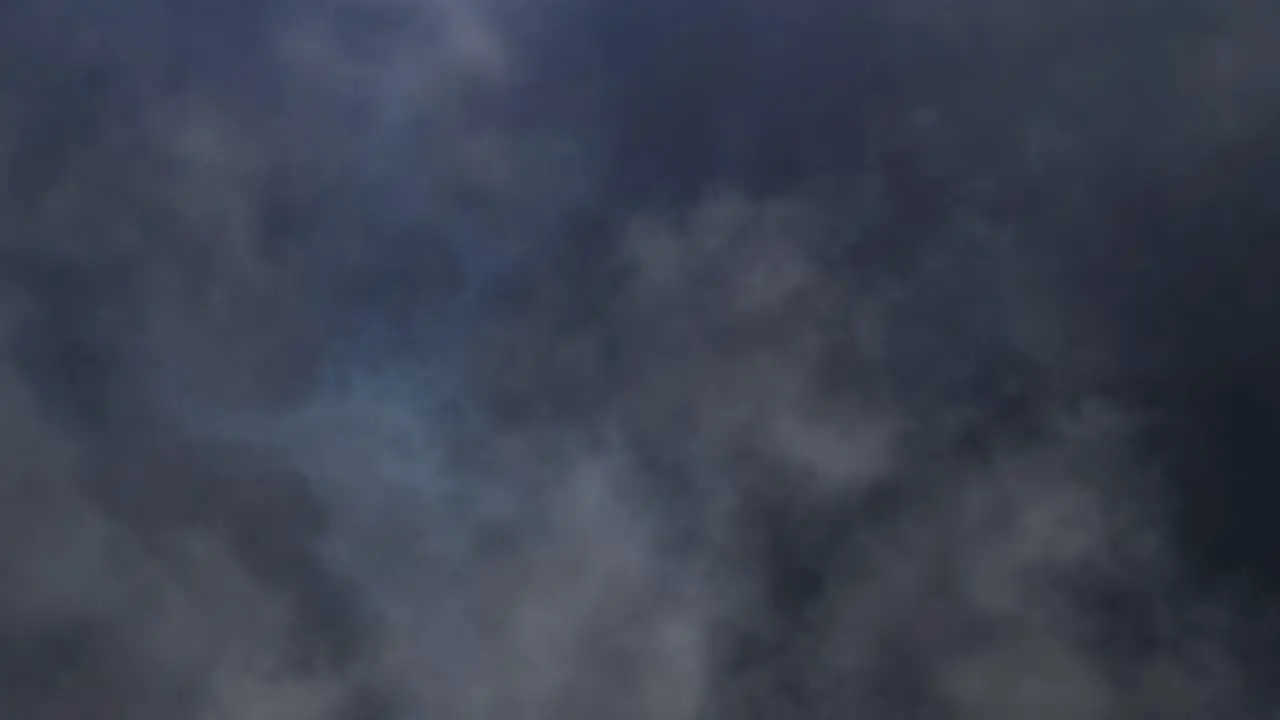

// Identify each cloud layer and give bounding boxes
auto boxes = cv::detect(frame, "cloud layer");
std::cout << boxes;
[1,0,1278,718]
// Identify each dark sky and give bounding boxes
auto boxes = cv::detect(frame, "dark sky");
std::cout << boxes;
[1,1,1278,717]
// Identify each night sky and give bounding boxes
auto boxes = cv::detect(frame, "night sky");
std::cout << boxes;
[1,1,1279,717]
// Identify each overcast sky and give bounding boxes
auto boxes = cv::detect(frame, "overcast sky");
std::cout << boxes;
[1,1,1278,718]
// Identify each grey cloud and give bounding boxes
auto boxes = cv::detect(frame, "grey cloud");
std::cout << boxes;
[1,0,1277,718]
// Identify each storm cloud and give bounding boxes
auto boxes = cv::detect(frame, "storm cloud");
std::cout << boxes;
[0,0,1278,718]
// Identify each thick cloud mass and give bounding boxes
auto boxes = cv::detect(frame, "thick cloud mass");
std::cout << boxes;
[1,0,1278,717]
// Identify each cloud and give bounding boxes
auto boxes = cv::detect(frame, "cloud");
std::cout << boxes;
[0,0,1276,718]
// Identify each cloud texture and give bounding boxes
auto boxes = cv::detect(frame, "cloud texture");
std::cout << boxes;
[1,0,1278,718]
